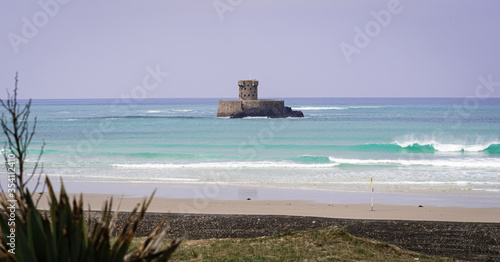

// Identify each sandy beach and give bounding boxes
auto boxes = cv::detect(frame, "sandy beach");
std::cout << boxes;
[36,181,500,223]
[37,195,499,223]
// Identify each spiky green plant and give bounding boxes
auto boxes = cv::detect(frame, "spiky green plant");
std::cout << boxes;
[0,73,180,261]
[0,178,181,261]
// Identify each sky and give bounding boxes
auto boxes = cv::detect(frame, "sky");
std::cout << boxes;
[1,0,500,99]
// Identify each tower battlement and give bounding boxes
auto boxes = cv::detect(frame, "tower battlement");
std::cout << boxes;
[238,80,259,100]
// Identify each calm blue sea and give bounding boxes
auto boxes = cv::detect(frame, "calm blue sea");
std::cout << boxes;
[23,98,500,196]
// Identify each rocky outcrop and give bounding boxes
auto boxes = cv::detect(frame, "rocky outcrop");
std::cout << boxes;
[230,106,304,118]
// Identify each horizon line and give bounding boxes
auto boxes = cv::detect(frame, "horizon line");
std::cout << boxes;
[8,96,500,101]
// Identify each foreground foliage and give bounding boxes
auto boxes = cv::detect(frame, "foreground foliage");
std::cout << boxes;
[0,74,180,261]
[0,72,45,203]
[0,178,181,261]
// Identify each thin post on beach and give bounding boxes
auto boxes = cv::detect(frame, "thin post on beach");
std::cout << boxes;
[371,177,374,211]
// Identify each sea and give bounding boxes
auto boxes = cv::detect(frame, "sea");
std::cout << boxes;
[21,98,500,197]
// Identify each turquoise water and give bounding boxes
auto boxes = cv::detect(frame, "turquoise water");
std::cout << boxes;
[21,98,500,195]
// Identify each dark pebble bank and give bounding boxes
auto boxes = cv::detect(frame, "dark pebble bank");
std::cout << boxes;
[85,211,500,261]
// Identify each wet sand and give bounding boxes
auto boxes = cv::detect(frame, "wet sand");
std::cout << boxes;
[38,194,500,223]
[39,181,500,223]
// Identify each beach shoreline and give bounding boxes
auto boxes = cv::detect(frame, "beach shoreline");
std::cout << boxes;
[35,181,500,223]
[46,181,500,206]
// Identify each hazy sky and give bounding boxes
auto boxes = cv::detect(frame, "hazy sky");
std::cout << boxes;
[1,0,499,99]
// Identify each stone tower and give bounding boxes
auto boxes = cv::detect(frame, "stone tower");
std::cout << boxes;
[217,79,303,118]
[238,80,258,100]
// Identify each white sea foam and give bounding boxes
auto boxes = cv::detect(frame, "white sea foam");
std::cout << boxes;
[241,116,269,119]
[394,135,499,152]
[293,107,345,110]
[112,161,341,169]
[46,173,199,183]
[381,181,500,185]
[433,143,491,152]
[146,109,192,113]
[329,157,500,168]
[394,141,499,152]
[293,106,381,110]
[348,106,382,109]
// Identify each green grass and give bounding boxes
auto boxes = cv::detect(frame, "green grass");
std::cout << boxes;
[124,228,456,261]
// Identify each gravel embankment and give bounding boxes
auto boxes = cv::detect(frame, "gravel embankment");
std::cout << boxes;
[86,211,500,261]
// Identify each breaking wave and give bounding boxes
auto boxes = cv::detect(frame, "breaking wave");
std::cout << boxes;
[329,157,500,168]
[393,140,500,154]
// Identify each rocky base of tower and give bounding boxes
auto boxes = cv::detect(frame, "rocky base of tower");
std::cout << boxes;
[217,99,303,118]
[230,106,304,118]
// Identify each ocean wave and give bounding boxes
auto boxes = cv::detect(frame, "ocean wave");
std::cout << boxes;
[484,144,500,154]
[329,157,500,168]
[95,152,232,160]
[83,115,208,120]
[38,142,500,158]
[287,155,332,164]
[112,161,341,169]
[393,140,500,154]
[111,155,500,169]
[349,141,500,154]
[240,116,270,119]
[292,106,381,110]
[146,109,193,113]
[350,143,434,153]
[27,148,61,154]
[41,143,500,157]
[47,173,199,183]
